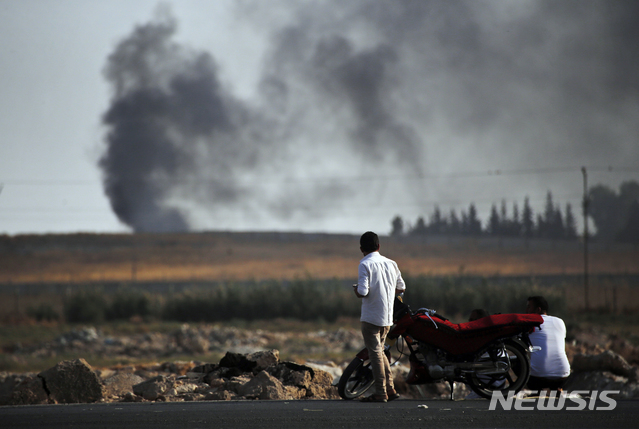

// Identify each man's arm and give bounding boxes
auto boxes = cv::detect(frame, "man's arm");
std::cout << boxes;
[355,263,370,298]
[353,285,367,298]
[395,264,406,296]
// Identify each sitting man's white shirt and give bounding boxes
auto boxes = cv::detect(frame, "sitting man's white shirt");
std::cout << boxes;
[529,314,571,378]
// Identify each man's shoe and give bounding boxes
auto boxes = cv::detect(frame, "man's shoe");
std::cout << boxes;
[360,394,387,403]
[387,392,401,401]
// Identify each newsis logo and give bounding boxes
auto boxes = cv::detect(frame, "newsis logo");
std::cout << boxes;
[489,390,620,411]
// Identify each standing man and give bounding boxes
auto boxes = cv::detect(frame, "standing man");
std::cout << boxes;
[525,296,571,392]
[353,231,406,402]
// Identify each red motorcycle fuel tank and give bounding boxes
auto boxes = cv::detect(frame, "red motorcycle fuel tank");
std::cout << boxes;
[401,313,542,356]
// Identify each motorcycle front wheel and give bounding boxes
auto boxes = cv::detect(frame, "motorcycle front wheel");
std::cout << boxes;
[337,358,375,400]
[467,340,530,399]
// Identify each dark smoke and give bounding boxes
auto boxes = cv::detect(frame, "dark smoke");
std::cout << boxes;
[100,1,639,233]
[100,15,254,232]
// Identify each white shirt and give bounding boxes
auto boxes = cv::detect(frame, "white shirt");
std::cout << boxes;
[529,314,571,378]
[357,251,406,327]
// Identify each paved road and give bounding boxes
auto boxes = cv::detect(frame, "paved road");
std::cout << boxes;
[2,399,637,429]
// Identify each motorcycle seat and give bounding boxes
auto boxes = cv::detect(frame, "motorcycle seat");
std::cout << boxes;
[411,313,543,355]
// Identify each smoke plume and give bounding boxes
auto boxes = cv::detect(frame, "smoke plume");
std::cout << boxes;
[100,1,639,233]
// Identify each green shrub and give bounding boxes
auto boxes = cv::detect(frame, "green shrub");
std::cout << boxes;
[106,290,154,321]
[26,303,60,322]
[63,290,107,323]
[58,276,568,323]
[161,279,360,323]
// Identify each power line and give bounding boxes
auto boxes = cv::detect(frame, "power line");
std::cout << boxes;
[1,165,636,186]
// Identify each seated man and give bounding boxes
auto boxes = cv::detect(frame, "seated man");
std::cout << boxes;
[465,308,504,399]
[468,308,489,322]
[525,296,571,392]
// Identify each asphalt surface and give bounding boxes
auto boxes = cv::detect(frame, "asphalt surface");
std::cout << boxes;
[1,399,637,429]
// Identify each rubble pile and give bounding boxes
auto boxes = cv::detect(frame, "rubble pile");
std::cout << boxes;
[0,350,340,405]
[10,324,363,360]
[1,323,638,405]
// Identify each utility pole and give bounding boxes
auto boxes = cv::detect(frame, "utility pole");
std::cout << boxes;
[581,167,590,311]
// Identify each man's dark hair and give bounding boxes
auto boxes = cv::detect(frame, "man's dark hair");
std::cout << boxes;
[527,296,549,313]
[360,231,380,253]
[469,308,489,321]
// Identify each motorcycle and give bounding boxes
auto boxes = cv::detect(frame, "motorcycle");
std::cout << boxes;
[338,297,543,400]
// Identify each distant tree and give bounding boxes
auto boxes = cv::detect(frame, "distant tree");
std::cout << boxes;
[500,200,508,226]
[488,204,500,236]
[617,200,639,244]
[511,202,522,237]
[551,205,565,239]
[461,210,469,234]
[588,181,639,242]
[429,206,446,234]
[391,215,404,237]
[449,209,461,235]
[618,181,639,244]
[412,216,427,236]
[541,191,555,238]
[565,203,577,239]
[538,191,565,239]
[536,214,545,238]
[588,184,619,241]
[522,197,534,238]
[620,181,639,208]
[467,203,482,236]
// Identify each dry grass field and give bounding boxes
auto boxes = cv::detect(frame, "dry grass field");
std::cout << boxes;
[1,232,637,284]
[0,232,637,319]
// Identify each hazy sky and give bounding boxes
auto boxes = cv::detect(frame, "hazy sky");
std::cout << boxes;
[1,0,638,235]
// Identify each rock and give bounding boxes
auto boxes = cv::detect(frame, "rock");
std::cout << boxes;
[7,375,49,405]
[224,375,253,395]
[609,336,639,365]
[182,392,205,401]
[564,371,639,398]
[305,383,339,399]
[238,370,292,400]
[247,350,279,371]
[0,373,24,405]
[191,363,218,374]
[38,358,104,404]
[310,368,334,387]
[103,373,146,397]
[122,391,143,402]
[219,349,279,374]
[204,370,226,386]
[132,375,174,401]
[205,390,236,401]
[268,363,313,389]
[173,325,209,354]
[305,361,341,382]
[572,350,638,380]
[159,361,196,375]
[219,352,257,373]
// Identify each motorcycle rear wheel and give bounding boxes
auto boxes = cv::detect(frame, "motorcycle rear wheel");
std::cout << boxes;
[467,340,530,399]
[338,358,375,400]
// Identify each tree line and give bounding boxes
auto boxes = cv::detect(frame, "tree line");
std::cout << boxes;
[390,180,639,244]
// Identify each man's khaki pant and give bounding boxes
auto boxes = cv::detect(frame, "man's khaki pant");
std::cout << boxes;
[361,322,394,398]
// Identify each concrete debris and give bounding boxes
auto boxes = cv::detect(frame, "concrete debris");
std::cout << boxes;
[1,323,638,405]
[0,349,339,405]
